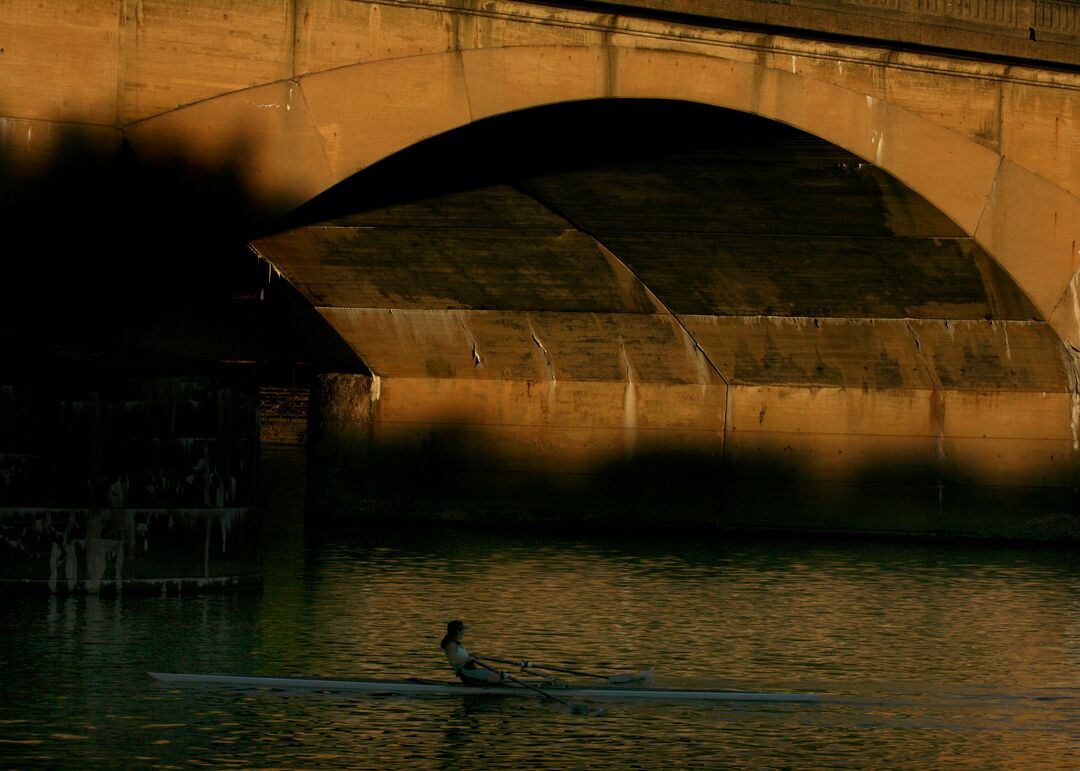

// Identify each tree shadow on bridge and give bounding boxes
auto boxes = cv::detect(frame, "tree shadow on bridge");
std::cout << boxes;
[305,410,1080,544]
[0,125,360,374]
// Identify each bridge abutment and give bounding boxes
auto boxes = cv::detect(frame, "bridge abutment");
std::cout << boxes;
[308,354,1080,541]
[308,372,726,526]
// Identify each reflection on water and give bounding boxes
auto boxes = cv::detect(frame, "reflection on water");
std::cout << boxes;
[2,448,1079,768]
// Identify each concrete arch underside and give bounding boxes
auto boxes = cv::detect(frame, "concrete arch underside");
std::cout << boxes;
[126,43,1080,537]
[126,42,1080,346]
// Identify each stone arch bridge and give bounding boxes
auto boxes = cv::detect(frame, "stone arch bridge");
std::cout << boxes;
[3,0,1080,590]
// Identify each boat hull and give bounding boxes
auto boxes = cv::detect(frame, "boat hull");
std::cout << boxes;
[148,672,819,703]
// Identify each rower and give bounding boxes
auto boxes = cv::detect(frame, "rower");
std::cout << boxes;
[440,620,503,686]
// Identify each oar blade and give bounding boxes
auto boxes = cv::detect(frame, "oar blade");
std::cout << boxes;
[607,668,654,685]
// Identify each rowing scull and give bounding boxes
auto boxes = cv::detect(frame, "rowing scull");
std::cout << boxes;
[148,672,819,703]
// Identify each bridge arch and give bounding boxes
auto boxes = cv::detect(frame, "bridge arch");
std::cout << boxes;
[114,32,1080,539]
[127,42,1080,348]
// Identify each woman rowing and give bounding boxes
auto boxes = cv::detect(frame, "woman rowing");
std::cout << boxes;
[440,620,504,686]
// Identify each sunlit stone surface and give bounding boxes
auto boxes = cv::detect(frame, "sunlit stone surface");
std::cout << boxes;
[3,1,1080,595]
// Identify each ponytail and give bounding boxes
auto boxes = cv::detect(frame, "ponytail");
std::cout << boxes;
[440,619,465,649]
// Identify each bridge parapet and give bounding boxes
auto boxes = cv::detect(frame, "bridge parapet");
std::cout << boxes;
[546,0,1080,66]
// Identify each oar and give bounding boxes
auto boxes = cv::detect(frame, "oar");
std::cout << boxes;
[477,656,653,685]
[472,660,597,715]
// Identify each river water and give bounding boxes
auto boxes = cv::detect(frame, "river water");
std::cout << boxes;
[3,449,1079,769]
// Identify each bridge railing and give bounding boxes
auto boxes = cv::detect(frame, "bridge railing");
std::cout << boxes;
[553,0,1080,67]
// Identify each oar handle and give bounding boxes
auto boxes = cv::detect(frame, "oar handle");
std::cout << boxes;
[471,660,580,712]
[475,655,532,671]
[527,663,609,679]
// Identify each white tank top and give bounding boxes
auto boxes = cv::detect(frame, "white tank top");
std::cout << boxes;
[444,641,471,672]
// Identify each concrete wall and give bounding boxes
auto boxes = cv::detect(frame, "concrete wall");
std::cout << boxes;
[260,386,310,446]
[0,369,260,593]
[307,320,1080,539]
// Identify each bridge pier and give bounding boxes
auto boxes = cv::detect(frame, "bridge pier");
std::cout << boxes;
[308,372,725,526]
[308,361,1080,541]
[0,367,260,594]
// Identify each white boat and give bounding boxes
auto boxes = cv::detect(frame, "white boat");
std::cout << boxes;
[147,671,820,703]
